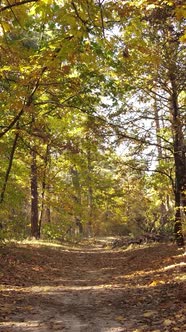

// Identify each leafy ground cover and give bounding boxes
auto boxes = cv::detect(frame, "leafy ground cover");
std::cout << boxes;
[0,239,185,332]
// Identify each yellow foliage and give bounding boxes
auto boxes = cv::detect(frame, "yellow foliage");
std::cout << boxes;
[175,6,186,20]
[180,31,186,43]
[40,0,53,4]
[0,22,11,32]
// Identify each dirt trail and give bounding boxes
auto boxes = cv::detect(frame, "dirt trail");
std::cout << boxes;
[0,241,186,332]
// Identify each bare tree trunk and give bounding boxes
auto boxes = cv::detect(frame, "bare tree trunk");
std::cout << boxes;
[87,149,93,237]
[170,74,185,247]
[39,144,50,235]
[30,146,39,239]
[153,95,169,229]
[174,189,184,247]
[46,206,51,223]
[154,95,163,160]
[75,217,83,234]
[71,167,83,235]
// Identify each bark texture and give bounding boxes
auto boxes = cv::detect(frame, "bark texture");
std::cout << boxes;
[30,147,39,239]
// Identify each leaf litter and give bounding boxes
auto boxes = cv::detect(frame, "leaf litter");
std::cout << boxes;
[0,240,185,331]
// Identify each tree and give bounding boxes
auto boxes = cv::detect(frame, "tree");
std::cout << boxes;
[105,0,186,246]
[0,0,185,244]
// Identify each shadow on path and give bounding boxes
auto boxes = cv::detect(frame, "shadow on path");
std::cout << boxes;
[0,242,185,331]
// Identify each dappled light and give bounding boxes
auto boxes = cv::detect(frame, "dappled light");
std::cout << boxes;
[0,241,185,331]
[0,0,186,330]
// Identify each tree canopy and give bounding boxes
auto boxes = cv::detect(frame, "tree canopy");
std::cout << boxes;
[0,0,185,246]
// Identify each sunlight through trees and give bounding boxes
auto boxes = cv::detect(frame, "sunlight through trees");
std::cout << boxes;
[0,0,185,246]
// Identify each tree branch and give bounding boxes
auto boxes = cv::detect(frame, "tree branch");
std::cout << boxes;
[0,127,19,203]
[71,1,88,25]
[98,0,105,37]
[0,66,47,139]
[0,0,38,12]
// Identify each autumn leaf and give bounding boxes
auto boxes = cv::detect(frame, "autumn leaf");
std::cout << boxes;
[115,315,126,322]
[149,280,164,286]
[143,310,157,318]
[163,319,174,326]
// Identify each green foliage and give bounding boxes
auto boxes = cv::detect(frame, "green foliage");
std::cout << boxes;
[42,223,66,241]
[0,0,185,242]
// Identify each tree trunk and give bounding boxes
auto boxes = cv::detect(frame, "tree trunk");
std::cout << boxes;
[181,184,186,215]
[170,74,185,247]
[154,95,163,160]
[154,94,169,228]
[0,130,19,204]
[71,167,83,235]
[39,144,50,235]
[87,149,93,237]
[75,217,83,234]
[0,129,19,230]
[173,157,185,247]
[174,189,184,247]
[30,147,39,239]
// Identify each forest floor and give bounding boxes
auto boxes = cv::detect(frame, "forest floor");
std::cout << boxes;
[0,238,186,332]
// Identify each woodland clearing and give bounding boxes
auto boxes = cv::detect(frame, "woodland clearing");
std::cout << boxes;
[0,239,186,332]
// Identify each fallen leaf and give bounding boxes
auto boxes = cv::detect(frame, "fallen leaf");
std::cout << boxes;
[149,280,164,286]
[143,310,157,318]
[163,319,173,326]
[115,315,126,322]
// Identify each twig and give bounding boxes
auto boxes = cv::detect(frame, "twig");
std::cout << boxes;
[98,0,105,38]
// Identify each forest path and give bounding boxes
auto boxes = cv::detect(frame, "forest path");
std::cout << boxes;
[0,240,186,332]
